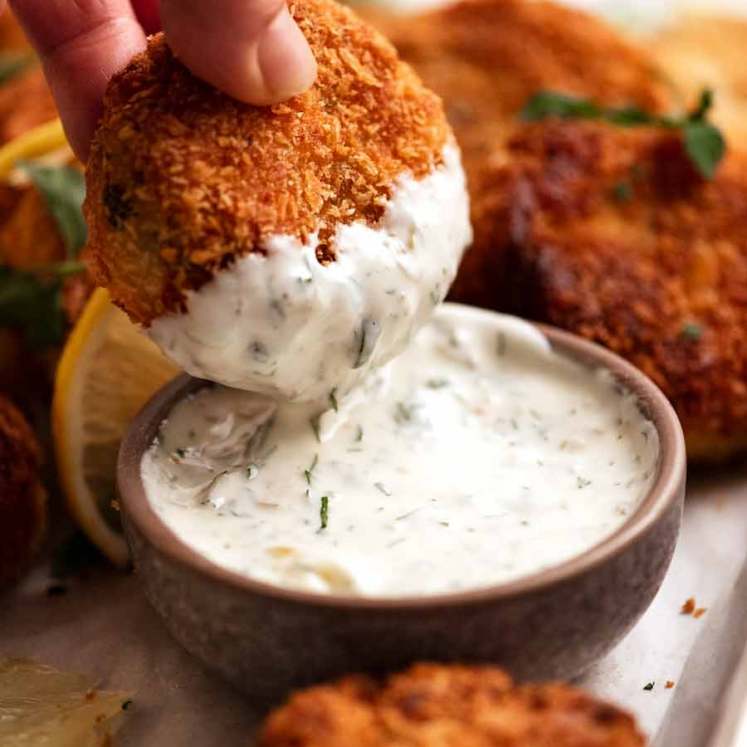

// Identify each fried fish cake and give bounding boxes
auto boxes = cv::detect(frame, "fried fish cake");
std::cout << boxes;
[85,0,471,401]
[0,393,45,586]
[461,119,747,461]
[365,0,671,188]
[259,663,644,747]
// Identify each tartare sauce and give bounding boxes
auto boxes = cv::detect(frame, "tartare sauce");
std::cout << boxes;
[142,304,659,597]
[147,144,471,403]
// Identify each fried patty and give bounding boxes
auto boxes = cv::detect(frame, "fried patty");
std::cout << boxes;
[365,0,671,196]
[259,663,644,747]
[462,119,747,461]
[0,393,45,586]
[84,0,449,325]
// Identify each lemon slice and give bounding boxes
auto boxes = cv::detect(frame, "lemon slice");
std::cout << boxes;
[53,288,179,566]
[0,657,131,746]
[0,119,67,178]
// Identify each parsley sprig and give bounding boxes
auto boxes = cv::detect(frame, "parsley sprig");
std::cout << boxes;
[521,89,725,179]
[0,163,87,347]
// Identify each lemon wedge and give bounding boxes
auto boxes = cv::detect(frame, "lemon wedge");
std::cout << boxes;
[53,288,179,565]
[0,657,132,747]
[0,119,67,178]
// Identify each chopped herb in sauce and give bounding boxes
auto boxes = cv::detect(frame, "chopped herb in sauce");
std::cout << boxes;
[329,388,339,412]
[394,401,417,425]
[374,482,392,496]
[612,181,633,202]
[353,318,381,369]
[643,682,655,691]
[247,463,259,480]
[309,415,322,442]
[576,476,592,489]
[304,454,319,485]
[426,378,450,389]
[354,425,363,442]
[319,496,329,530]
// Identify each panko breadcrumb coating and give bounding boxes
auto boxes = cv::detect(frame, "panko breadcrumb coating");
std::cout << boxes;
[365,0,671,204]
[466,119,747,462]
[259,663,644,747]
[0,394,45,586]
[85,0,450,325]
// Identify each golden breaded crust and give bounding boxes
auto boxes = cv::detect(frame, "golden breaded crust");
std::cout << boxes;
[365,0,671,193]
[259,663,644,746]
[653,16,747,146]
[0,394,45,586]
[85,0,449,325]
[458,120,747,461]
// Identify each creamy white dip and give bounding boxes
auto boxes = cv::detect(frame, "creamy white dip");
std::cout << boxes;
[142,304,659,598]
[147,144,471,403]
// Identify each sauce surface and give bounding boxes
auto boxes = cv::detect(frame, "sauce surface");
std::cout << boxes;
[142,305,659,597]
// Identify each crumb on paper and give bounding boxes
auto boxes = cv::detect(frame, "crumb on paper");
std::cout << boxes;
[665,681,675,689]
[681,597,707,618]
[643,682,655,691]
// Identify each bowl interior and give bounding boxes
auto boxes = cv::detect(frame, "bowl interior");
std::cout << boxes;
[117,309,687,610]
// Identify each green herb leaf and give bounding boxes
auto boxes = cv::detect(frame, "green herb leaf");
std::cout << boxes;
[329,388,338,412]
[319,495,329,530]
[0,267,65,347]
[520,88,725,179]
[683,122,725,180]
[18,162,87,257]
[643,682,655,691]
[0,53,33,85]
[521,91,603,122]
[612,181,634,202]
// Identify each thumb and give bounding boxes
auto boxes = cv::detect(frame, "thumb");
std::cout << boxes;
[160,0,316,105]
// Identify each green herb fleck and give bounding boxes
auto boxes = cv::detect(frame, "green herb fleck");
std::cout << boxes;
[329,388,338,412]
[247,463,259,479]
[304,454,319,485]
[577,476,592,489]
[612,181,634,202]
[122,699,134,711]
[19,161,87,257]
[426,378,449,389]
[374,482,391,496]
[354,425,363,442]
[174,448,186,460]
[680,322,702,341]
[319,496,329,530]
[0,53,33,85]
[394,402,416,425]
[643,682,655,691]
[521,88,725,180]
[309,415,322,443]
[496,332,507,357]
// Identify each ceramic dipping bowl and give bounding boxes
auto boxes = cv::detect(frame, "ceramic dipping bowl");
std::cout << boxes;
[117,319,686,703]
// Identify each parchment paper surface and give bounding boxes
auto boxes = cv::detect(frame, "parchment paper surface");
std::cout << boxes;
[2,465,746,745]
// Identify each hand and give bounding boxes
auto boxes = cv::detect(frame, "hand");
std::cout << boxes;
[7,0,317,160]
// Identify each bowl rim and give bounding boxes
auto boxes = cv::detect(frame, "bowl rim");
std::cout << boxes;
[117,305,686,610]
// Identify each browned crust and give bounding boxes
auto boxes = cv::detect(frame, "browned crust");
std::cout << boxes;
[365,0,671,198]
[84,0,450,325]
[457,119,747,461]
[258,663,644,746]
[0,393,45,587]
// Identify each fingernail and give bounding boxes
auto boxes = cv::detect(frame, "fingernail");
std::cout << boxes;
[257,9,316,100]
